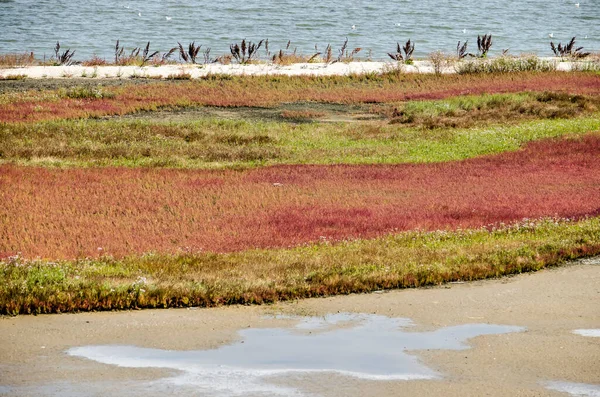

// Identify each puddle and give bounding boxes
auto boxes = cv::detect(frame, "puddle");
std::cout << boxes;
[66,313,524,396]
[545,381,600,396]
[573,329,600,338]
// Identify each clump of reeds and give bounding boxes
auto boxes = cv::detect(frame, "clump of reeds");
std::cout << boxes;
[324,44,333,63]
[53,42,77,66]
[551,37,590,60]
[456,41,469,60]
[336,38,361,63]
[476,34,492,58]
[271,41,320,65]
[388,39,414,64]
[114,40,167,66]
[230,39,264,64]
[178,42,201,64]
[202,48,214,64]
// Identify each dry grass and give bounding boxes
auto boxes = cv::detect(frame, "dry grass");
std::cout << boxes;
[0,52,37,68]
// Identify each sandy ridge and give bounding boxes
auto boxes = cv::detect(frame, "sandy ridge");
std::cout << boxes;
[0,59,584,79]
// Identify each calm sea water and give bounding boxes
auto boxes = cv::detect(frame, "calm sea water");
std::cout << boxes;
[0,0,598,61]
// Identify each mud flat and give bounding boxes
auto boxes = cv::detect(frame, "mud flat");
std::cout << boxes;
[0,257,598,396]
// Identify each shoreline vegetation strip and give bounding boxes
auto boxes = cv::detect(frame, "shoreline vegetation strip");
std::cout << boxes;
[1,71,599,123]
[1,217,599,315]
[1,114,599,169]
[1,70,599,315]
[2,133,599,259]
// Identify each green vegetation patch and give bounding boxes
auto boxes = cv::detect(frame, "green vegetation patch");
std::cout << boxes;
[2,217,599,315]
[1,114,599,168]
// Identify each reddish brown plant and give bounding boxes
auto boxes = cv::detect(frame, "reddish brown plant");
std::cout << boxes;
[1,134,599,259]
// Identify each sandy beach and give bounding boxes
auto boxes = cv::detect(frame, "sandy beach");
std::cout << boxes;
[0,59,581,79]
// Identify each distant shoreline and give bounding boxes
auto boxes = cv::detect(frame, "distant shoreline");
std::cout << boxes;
[0,58,593,79]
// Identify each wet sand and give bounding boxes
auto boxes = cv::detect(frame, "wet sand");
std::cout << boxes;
[1,257,598,396]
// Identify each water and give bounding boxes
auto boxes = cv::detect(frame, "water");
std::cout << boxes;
[65,313,525,396]
[545,381,600,396]
[573,329,600,337]
[0,0,598,61]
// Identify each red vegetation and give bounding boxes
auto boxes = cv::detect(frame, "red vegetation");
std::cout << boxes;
[1,134,599,259]
[1,72,599,123]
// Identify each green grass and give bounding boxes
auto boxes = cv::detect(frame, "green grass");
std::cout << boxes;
[2,217,598,315]
[2,114,599,168]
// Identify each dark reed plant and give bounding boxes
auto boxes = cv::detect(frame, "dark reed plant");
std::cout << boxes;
[202,48,214,64]
[550,37,590,60]
[388,39,414,64]
[53,42,77,66]
[457,41,469,59]
[324,44,333,63]
[115,40,125,64]
[139,42,159,66]
[115,40,167,66]
[476,34,492,58]
[160,47,178,64]
[230,39,264,64]
[264,39,271,58]
[337,38,348,62]
[178,42,202,64]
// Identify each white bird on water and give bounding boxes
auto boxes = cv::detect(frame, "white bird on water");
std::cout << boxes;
[462,28,467,34]
[575,3,580,7]
[165,16,172,20]
[548,33,554,38]
[138,12,142,17]
[351,25,356,30]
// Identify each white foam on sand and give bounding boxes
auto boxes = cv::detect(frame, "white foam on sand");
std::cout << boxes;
[545,381,600,397]
[573,329,600,338]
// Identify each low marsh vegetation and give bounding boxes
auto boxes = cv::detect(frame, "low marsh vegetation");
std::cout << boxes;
[1,72,599,123]
[382,91,600,129]
[1,216,599,314]
[1,112,598,168]
[1,133,599,259]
